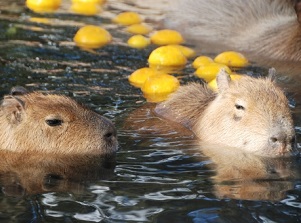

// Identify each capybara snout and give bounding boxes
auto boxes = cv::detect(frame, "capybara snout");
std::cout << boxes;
[268,122,295,156]
[0,87,118,155]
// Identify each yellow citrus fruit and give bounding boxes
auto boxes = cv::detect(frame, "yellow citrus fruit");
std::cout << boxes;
[127,35,150,49]
[72,0,106,5]
[126,23,152,35]
[214,51,249,68]
[128,67,165,88]
[142,74,180,102]
[169,45,196,59]
[208,74,243,91]
[26,0,61,13]
[192,56,214,69]
[112,12,142,26]
[70,2,101,15]
[195,63,232,82]
[150,29,184,45]
[73,25,112,49]
[148,45,187,71]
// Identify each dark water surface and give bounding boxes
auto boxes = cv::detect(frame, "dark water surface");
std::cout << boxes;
[0,0,301,222]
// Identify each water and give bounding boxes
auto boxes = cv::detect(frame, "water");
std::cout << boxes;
[0,0,301,222]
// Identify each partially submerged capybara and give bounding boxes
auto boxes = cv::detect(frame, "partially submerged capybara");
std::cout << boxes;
[155,69,295,157]
[0,87,117,155]
[165,0,301,61]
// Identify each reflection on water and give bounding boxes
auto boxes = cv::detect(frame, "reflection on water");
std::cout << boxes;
[0,151,116,196]
[0,0,300,222]
[200,142,300,201]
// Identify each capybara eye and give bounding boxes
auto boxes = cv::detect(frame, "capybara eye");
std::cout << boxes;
[46,119,63,127]
[235,104,245,110]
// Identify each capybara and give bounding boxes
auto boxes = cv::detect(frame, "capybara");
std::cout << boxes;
[0,87,117,155]
[165,0,301,61]
[155,69,295,157]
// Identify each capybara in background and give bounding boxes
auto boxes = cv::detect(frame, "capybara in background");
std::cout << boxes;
[0,87,117,155]
[165,0,301,61]
[155,69,295,157]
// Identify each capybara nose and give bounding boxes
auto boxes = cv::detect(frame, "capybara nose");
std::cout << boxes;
[102,118,117,142]
[101,121,118,152]
[97,114,117,140]
[103,128,117,141]
[269,132,291,155]
[269,134,285,145]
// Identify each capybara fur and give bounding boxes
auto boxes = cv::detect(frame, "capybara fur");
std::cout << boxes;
[0,87,117,155]
[155,69,295,157]
[165,0,301,61]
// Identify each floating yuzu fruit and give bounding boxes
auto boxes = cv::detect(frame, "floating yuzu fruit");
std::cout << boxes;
[73,25,112,49]
[127,35,150,49]
[195,63,232,82]
[148,45,187,71]
[126,23,152,35]
[113,12,142,26]
[150,29,184,45]
[26,0,61,13]
[128,67,164,88]
[192,56,213,69]
[214,51,249,68]
[142,74,180,102]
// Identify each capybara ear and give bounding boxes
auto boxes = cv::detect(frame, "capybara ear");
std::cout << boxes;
[1,96,25,125]
[267,67,277,82]
[216,69,231,93]
[294,0,301,23]
[10,86,29,96]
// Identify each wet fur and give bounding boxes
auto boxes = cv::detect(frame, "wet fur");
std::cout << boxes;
[166,0,301,61]
[155,71,295,157]
[0,90,117,155]
[155,82,216,129]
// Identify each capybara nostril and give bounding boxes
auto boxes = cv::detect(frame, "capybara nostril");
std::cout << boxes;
[269,137,279,144]
[104,129,116,140]
[269,131,287,145]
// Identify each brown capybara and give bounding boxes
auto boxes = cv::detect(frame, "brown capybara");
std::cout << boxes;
[165,0,301,61]
[155,69,295,157]
[0,87,117,155]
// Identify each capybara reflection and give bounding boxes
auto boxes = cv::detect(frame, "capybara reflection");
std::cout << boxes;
[200,142,299,201]
[0,151,116,196]
[165,0,301,61]
[156,69,295,157]
[0,87,117,155]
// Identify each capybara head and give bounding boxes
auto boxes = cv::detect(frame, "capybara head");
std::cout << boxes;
[0,87,117,155]
[196,70,295,157]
